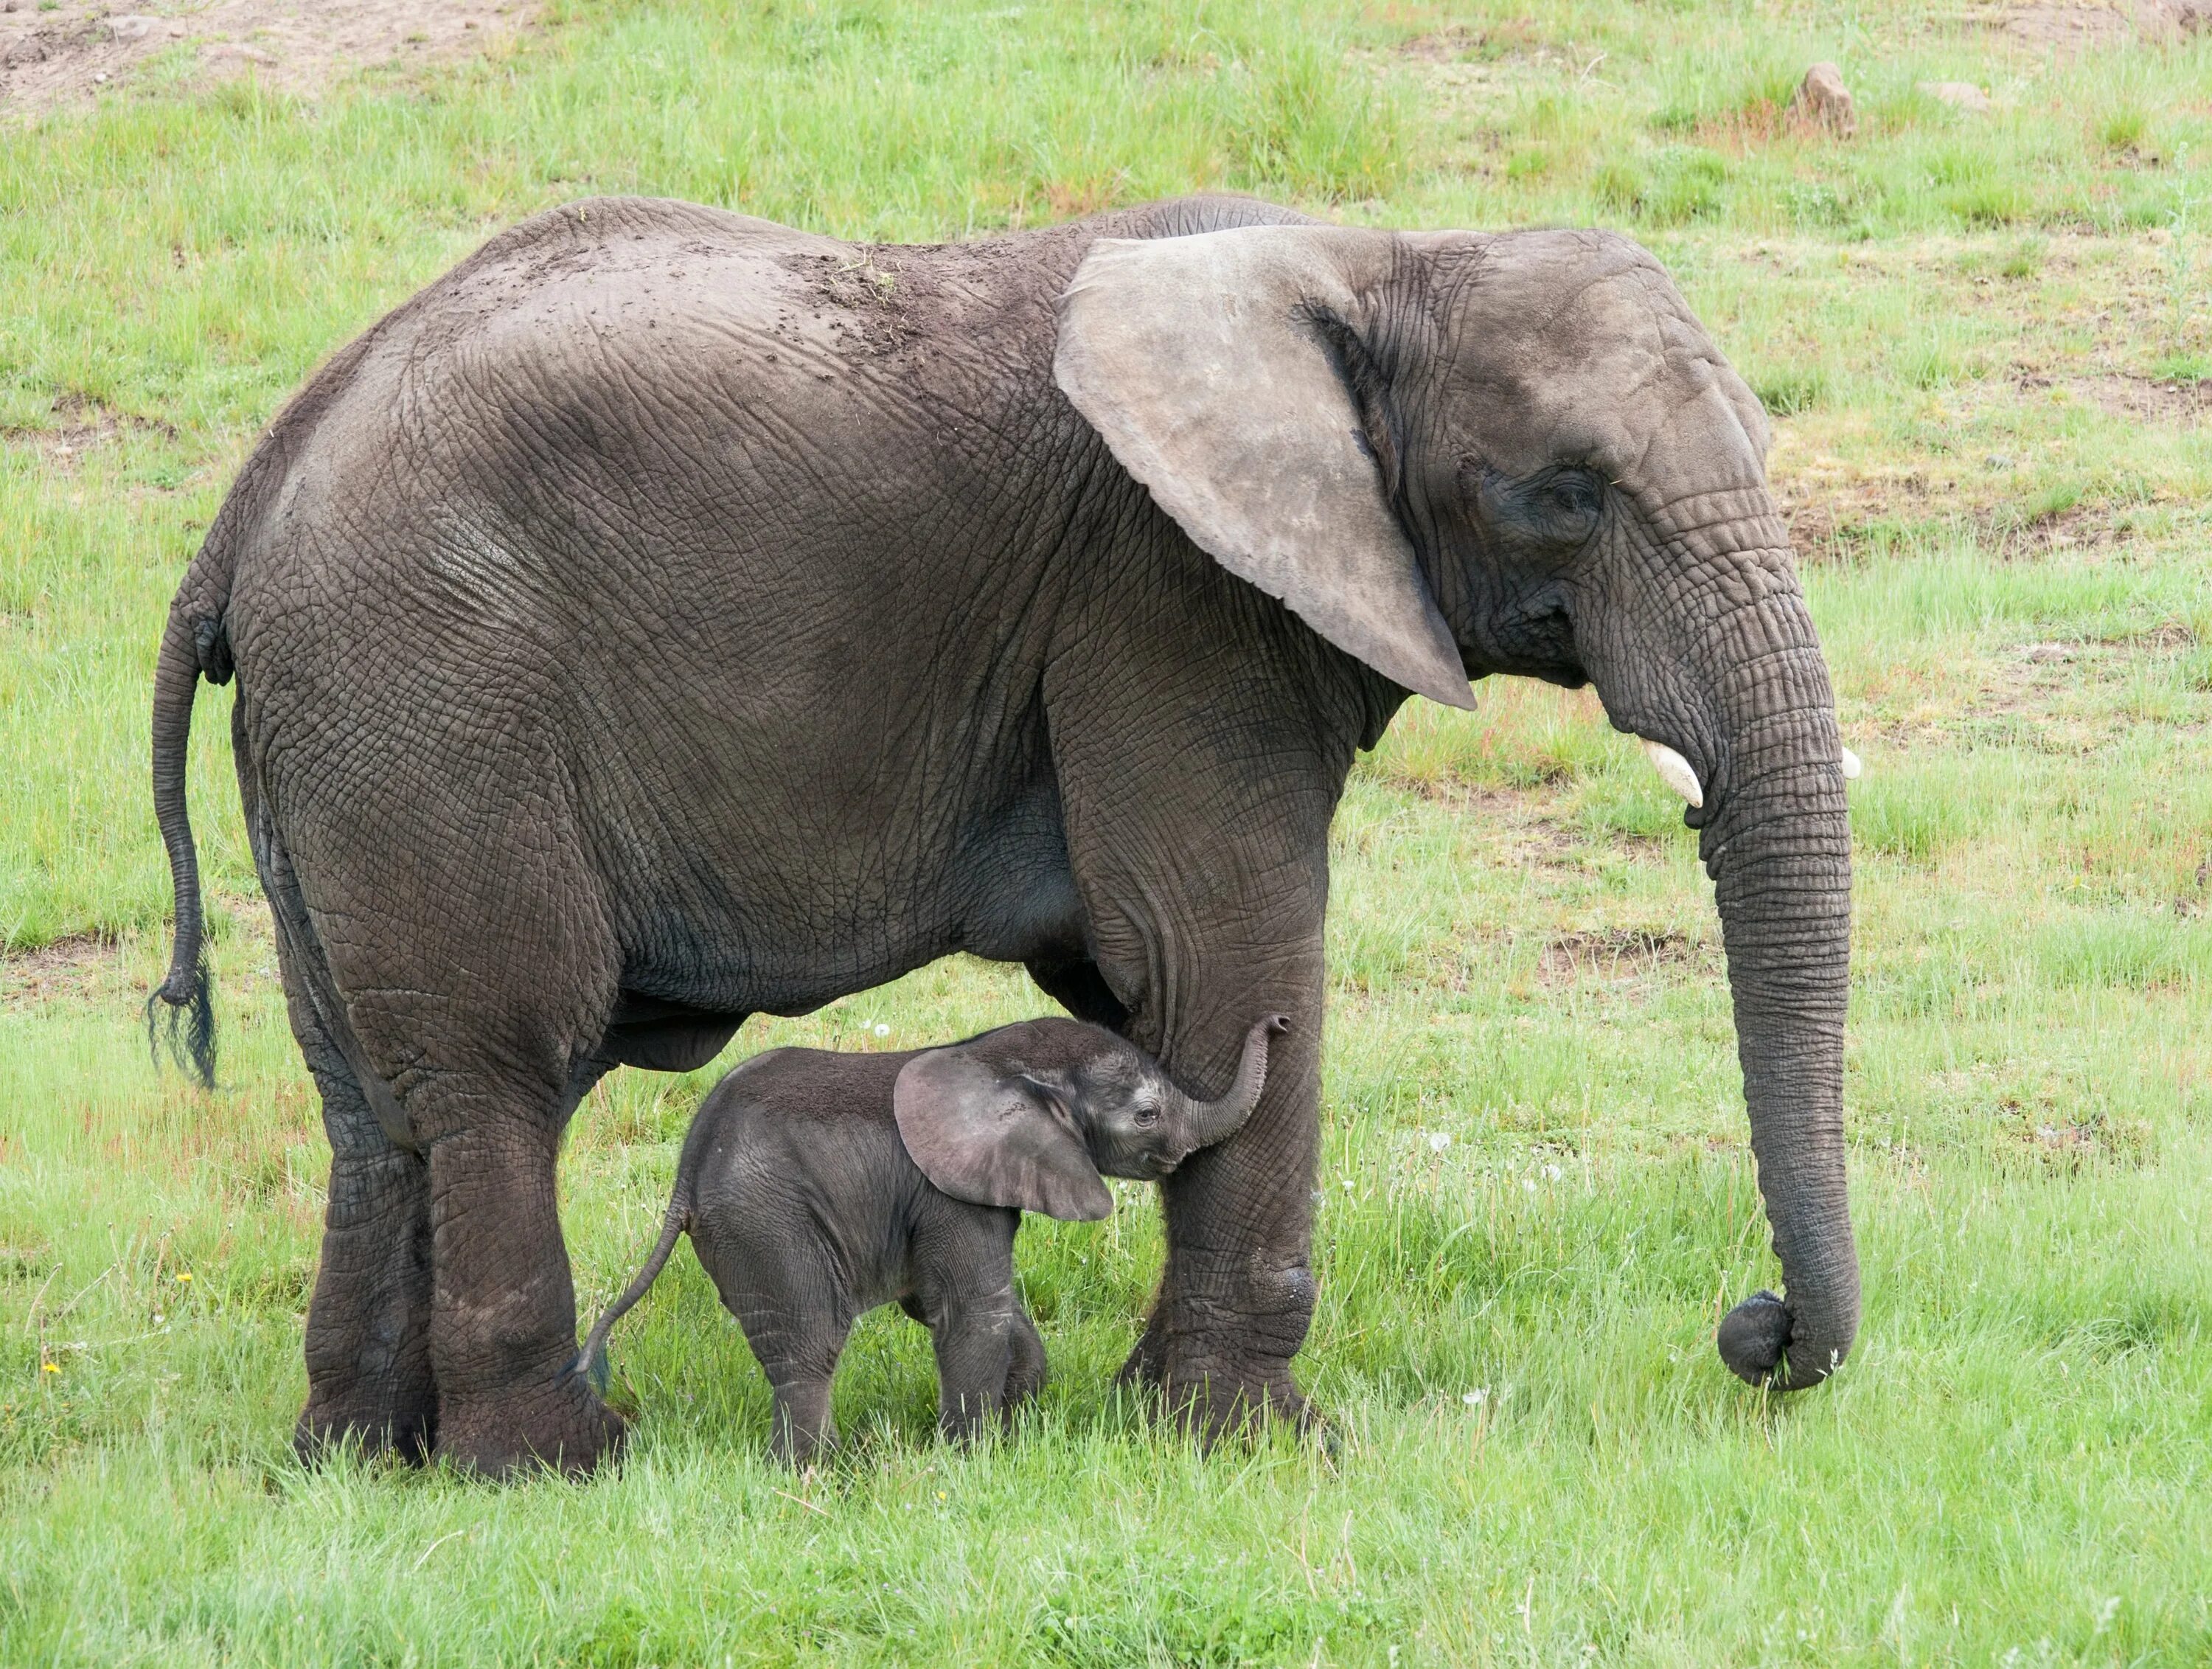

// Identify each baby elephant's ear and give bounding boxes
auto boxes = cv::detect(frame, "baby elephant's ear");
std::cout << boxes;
[894,1047,1114,1222]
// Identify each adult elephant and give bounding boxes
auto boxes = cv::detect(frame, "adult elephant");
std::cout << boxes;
[150,193,1857,1476]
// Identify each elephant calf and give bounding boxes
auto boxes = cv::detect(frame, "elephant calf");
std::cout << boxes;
[577,1014,1284,1462]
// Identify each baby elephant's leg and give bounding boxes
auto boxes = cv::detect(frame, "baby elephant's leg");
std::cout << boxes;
[928,1296,1016,1443]
[750,1294,849,1464]
[696,1232,849,1466]
[1004,1301,1047,1410]
[765,1356,844,1467]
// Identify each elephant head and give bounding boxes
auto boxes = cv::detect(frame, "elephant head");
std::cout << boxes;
[1054,226,1856,1390]
[895,1015,1287,1221]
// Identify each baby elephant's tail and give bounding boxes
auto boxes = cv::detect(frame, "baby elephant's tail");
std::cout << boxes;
[574,1184,691,1385]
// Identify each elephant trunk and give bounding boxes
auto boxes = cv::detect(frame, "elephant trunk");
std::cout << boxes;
[1178,1014,1287,1152]
[1706,629,1858,1388]
[1607,485,1860,1390]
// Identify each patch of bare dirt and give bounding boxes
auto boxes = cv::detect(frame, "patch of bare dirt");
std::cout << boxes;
[1772,438,2174,559]
[2002,1108,2154,1172]
[0,931,122,1009]
[1372,18,1573,99]
[1391,19,1556,63]
[1,390,173,468]
[1781,489,2151,560]
[0,0,536,117]
[1875,625,2205,754]
[1394,24,1478,62]
[1538,927,1705,985]
[2059,372,2212,423]
[1380,774,1594,867]
[2101,620,2200,650]
[1987,3,2138,49]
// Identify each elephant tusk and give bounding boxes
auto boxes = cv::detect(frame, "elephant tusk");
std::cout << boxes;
[1840,746,1863,780]
[1641,739,1703,808]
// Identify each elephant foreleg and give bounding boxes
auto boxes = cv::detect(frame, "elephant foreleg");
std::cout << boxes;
[1121,960,1324,1436]
[1004,1300,1048,1410]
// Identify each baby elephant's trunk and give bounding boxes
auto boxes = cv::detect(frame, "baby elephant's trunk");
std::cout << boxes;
[1179,1014,1289,1150]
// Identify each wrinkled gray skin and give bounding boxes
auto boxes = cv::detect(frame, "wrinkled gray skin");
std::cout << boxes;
[150,192,1856,1478]
[577,1015,1280,1463]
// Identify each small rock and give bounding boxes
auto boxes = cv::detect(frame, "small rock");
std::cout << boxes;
[2023,642,2076,663]
[107,15,163,41]
[1790,61,1856,135]
[1919,80,1993,112]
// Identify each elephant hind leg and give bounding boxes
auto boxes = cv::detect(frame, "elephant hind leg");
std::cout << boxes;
[292,1008,437,1465]
[330,920,629,1477]
[699,1232,853,1466]
[394,1057,628,1479]
[260,822,437,1464]
[766,1369,843,1467]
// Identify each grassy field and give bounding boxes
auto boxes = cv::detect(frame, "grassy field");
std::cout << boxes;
[4,0,2211,1661]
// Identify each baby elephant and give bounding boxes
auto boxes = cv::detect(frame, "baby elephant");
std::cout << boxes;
[577,1013,1285,1462]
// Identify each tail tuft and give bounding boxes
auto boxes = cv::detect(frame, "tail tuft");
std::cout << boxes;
[145,942,216,1089]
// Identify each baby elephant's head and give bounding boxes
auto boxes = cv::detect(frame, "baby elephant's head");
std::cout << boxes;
[893,1014,1290,1221]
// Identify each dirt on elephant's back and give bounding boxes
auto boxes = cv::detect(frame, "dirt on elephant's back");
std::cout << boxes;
[0,0,537,117]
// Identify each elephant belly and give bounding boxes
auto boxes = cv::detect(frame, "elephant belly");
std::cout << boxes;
[601,764,1088,1035]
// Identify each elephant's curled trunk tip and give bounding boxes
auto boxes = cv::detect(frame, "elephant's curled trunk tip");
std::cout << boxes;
[1186,1013,1290,1145]
[1717,1288,1848,1391]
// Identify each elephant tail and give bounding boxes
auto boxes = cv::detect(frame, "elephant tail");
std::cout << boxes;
[574,1179,694,1384]
[146,593,232,1089]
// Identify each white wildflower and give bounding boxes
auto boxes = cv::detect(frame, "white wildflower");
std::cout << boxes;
[1428,1132,1451,1153]
[1463,1387,1488,1406]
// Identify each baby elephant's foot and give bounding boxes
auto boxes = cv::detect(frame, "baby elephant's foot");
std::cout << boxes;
[768,1381,836,1467]
[436,1375,627,1479]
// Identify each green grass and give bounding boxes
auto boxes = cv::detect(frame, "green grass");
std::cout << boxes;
[4,0,2212,1662]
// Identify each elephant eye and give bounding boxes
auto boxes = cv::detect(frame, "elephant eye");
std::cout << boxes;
[1548,473,1601,519]
[1133,1103,1160,1128]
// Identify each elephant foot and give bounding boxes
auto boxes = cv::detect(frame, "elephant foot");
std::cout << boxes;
[1120,1347,1318,1443]
[434,1376,627,1479]
[1119,1265,1321,1444]
[293,1395,437,1467]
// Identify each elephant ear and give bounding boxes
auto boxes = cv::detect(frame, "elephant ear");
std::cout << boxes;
[1054,226,1475,711]
[894,1047,1113,1222]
